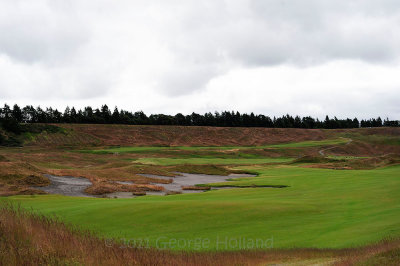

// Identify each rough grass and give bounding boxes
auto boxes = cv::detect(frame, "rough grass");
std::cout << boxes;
[353,246,400,265]
[303,154,400,170]
[0,154,8,162]
[0,124,68,147]
[290,155,342,164]
[85,182,165,195]
[167,164,233,176]
[0,161,49,196]
[24,124,400,150]
[55,124,332,147]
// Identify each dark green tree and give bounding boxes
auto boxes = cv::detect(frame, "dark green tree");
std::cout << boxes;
[12,104,23,122]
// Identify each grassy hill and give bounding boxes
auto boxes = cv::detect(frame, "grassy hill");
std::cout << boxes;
[16,123,399,149]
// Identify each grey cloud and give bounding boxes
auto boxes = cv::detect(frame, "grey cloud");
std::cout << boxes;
[220,0,400,66]
[291,86,400,119]
[157,65,218,96]
[0,0,399,117]
[151,0,400,95]
[0,1,89,64]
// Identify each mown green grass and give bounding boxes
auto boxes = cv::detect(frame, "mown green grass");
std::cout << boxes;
[80,138,349,154]
[266,138,350,148]
[135,157,292,165]
[33,162,75,169]
[5,164,400,251]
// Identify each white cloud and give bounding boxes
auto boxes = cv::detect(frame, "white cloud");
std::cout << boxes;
[0,0,399,119]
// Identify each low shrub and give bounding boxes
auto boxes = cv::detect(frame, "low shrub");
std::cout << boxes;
[19,175,50,186]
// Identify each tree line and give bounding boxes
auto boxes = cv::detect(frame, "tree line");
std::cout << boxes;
[0,103,399,129]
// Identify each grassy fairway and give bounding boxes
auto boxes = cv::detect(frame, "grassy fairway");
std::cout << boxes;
[82,138,349,154]
[6,164,400,251]
[266,137,350,148]
[134,157,292,165]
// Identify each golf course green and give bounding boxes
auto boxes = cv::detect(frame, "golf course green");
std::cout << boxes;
[6,163,400,251]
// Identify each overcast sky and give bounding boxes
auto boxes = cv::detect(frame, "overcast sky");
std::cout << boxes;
[1,0,399,119]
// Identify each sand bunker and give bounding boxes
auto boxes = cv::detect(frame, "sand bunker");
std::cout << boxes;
[134,172,256,196]
[36,174,93,197]
[36,173,256,198]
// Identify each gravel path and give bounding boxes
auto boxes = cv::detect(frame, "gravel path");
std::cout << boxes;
[319,138,353,156]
